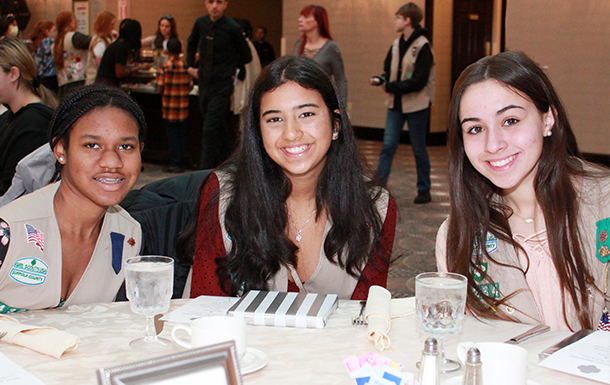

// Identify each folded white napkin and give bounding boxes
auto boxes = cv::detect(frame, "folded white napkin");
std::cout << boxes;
[0,315,79,358]
[364,286,415,351]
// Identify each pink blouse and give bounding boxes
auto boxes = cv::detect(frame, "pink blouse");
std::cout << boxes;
[510,216,571,330]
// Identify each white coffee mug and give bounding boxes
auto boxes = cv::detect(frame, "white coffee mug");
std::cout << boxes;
[457,341,528,385]
[172,316,247,359]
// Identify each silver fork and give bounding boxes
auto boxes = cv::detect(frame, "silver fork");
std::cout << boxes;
[0,332,7,340]
[352,301,367,325]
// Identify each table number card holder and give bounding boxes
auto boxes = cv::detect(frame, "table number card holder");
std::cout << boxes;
[96,341,242,385]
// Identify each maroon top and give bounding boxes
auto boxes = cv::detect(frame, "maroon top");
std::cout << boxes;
[190,172,396,300]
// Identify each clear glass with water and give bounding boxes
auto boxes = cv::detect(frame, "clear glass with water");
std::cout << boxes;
[125,256,174,350]
[416,272,467,373]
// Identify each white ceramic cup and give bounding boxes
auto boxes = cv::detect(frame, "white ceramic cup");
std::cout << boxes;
[457,342,528,385]
[171,316,247,359]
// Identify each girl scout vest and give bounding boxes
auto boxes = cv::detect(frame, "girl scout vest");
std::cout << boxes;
[0,182,141,312]
[386,35,436,113]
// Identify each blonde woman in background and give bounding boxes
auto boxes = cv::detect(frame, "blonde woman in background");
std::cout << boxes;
[53,11,91,97]
[86,11,116,85]
[0,39,58,195]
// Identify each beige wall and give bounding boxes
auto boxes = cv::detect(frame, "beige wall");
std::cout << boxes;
[24,1,610,154]
[282,0,449,134]
[506,0,610,155]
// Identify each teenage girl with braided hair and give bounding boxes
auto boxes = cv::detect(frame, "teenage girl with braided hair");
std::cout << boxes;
[0,38,58,196]
[0,85,146,312]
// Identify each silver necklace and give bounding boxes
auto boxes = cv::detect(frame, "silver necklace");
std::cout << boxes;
[289,208,317,242]
[512,210,536,224]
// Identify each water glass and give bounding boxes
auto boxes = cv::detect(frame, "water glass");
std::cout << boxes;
[125,255,174,350]
[415,272,467,373]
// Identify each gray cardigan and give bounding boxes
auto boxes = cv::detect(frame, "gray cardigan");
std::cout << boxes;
[293,39,347,103]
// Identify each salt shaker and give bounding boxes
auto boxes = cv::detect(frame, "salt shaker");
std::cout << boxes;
[462,347,483,385]
[417,337,440,385]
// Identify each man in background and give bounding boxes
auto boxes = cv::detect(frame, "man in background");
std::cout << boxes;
[187,0,252,169]
[370,2,435,204]
[253,26,275,68]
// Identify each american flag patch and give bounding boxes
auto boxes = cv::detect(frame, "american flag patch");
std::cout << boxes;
[24,224,44,252]
[599,308,610,332]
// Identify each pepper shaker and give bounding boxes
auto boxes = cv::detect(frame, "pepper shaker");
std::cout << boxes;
[418,337,440,385]
[462,347,483,385]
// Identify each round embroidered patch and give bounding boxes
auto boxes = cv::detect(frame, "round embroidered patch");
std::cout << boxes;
[600,230,608,243]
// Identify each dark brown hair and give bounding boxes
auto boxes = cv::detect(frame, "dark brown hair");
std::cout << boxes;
[154,15,178,50]
[396,2,423,28]
[177,56,389,296]
[446,50,596,330]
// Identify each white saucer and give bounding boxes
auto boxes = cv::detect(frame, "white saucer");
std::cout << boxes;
[442,376,540,385]
[240,347,268,375]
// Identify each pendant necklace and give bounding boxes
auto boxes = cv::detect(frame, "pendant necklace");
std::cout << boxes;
[512,210,536,224]
[289,208,317,242]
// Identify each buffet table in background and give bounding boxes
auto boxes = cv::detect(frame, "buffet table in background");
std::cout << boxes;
[125,89,240,167]
[0,299,599,385]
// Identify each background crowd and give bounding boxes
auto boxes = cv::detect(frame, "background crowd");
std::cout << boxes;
[0,2,607,333]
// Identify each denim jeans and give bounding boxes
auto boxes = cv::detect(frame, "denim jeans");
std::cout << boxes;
[376,107,431,192]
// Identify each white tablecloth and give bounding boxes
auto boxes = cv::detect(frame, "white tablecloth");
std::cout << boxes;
[0,299,596,385]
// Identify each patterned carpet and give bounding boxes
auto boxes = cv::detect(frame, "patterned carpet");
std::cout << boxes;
[358,141,450,297]
[136,140,451,298]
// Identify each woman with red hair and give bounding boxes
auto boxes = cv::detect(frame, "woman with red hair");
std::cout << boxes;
[293,5,347,103]
[53,11,92,97]
[30,21,58,92]
[85,11,117,85]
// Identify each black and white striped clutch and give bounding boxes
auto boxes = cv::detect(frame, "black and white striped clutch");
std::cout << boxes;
[227,290,338,329]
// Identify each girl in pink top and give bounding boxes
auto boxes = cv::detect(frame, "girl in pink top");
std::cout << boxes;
[436,51,610,331]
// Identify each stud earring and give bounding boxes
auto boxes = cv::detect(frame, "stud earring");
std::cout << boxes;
[332,132,339,140]
[545,131,552,137]
[59,157,64,162]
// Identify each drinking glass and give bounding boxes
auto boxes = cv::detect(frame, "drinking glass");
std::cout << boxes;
[415,272,468,373]
[125,255,174,350]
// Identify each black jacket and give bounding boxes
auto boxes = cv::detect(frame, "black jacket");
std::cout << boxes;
[0,103,54,195]
[186,15,252,84]
[121,170,211,298]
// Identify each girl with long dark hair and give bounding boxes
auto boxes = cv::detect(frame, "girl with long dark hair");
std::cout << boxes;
[178,56,395,300]
[437,51,610,331]
[293,5,347,103]
[142,15,178,51]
